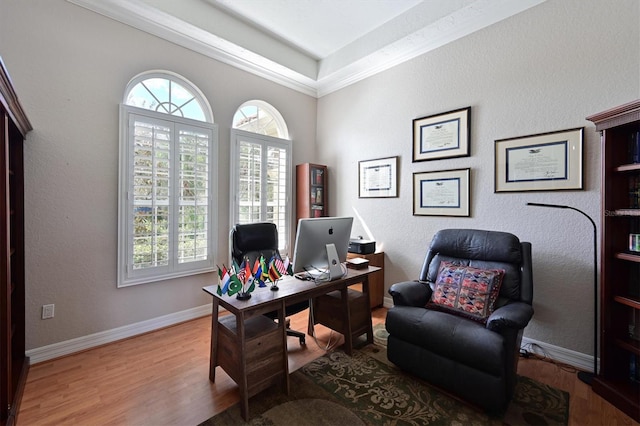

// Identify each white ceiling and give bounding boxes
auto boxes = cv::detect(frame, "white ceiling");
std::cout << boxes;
[68,0,546,97]
[207,0,424,59]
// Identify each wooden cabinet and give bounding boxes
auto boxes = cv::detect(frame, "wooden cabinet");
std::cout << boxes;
[1,58,31,426]
[587,99,640,422]
[296,163,327,223]
[216,314,287,419]
[347,252,385,308]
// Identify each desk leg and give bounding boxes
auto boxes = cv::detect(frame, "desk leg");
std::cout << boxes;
[341,286,353,355]
[362,276,374,345]
[237,312,250,421]
[279,300,290,396]
[209,299,219,382]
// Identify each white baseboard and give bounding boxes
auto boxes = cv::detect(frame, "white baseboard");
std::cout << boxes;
[383,295,595,372]
[521,336,597,372]
[28,299,597,374]
[26,304,212,364]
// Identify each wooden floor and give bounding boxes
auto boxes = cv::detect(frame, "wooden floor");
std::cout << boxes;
[17,307,639,425]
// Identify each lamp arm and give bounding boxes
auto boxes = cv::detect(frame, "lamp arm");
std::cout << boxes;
[526,202,598,384]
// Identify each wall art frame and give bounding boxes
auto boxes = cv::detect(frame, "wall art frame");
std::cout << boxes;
[413,168,470,217]
[412,106,470,162]
[494,127,584,192]
[359,156,398,198]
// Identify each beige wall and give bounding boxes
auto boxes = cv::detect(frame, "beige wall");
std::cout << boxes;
[317,0,639,355]
[1,0,638,360]
[0,0,317,350]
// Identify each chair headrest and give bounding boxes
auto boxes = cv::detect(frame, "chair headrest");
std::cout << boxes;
[429,229,522,264]
[231,222,279,264]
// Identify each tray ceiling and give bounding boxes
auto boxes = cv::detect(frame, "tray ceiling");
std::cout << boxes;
[68,0,546,97]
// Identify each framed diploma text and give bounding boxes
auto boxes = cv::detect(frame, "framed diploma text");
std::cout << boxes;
[494,127,584,192]
[359,156,398,198]
[413,107,470,162]
[413,168,470,217]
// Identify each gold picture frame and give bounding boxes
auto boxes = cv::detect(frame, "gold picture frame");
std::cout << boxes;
[494,127,584,192]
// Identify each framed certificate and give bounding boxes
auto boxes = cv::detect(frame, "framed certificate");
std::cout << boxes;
[413,107,470,162]
[413,168,470,216]
[494,127,583,192]
[359,156,398,198]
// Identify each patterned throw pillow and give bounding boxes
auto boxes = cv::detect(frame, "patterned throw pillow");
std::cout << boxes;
[427,261,505,323]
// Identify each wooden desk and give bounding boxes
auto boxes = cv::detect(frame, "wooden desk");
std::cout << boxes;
[347,251,384,308]
[203,266,379,420]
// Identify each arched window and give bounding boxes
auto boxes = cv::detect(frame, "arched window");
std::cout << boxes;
[125,71,212,122]
[118,71,218,287]
[232,100,288,139]
[230,101,291,253]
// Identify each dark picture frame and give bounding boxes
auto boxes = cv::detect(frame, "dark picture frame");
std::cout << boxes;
[413,168,470,217]
[412,107,470,162]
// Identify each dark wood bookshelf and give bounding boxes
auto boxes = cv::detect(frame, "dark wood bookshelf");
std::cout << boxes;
[587,99,640,422]
[1,57,32,426]
[296,163,328,224]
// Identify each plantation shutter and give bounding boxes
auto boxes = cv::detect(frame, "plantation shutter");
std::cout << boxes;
[177,126,211,264]
[230,129,291,253]
[265,145,288,247]
[120,107,216,286]
[130,115,172,274]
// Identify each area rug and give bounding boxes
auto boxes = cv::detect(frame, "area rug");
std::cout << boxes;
[200,331,569,425]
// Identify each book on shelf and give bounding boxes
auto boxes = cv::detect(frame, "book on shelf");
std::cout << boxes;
[312,168,324,185]
[630,131,640,164]
[630,175,639,209]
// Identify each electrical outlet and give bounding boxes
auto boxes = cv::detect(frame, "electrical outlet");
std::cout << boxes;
[42,304,55,319]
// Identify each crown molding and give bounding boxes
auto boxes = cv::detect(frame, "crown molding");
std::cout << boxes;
[68,0,545,98]
[67,0,319,96]
[315,0,546,97]
[0,56,33,135]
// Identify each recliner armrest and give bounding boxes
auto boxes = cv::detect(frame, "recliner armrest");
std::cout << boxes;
[486,302,534,332]
[389,281,432,307]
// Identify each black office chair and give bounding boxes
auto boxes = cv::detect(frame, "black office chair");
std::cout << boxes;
[230,222,307,345]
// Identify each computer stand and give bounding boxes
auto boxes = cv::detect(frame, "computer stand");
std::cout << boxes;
[326,243,342,280]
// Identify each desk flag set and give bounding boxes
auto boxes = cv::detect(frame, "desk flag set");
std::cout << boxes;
[217,254,293,299]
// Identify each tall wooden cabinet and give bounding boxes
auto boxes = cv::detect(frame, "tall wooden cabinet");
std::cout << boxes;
[587,100,640,422]
[296,163,327,223]
[1,58,31,426]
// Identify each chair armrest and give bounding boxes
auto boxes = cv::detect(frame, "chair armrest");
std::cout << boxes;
[486,302,534,332]
[388,281,432,307]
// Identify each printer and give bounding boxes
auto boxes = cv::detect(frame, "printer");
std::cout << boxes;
[348,238,376,255]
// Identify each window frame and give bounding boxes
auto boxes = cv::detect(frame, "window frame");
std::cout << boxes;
[125,70,214,123]
[233,100,289,139]
[118,104,218,287]
[229,129,292,255]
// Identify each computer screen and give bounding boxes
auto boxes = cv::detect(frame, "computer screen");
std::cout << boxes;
[292,216,353,280]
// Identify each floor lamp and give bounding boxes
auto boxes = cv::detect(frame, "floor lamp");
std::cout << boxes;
[526,202,598,385]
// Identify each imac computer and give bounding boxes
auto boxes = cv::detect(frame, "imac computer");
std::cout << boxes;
[292,216,353,281]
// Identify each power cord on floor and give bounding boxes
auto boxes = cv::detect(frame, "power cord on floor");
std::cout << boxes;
[519,342,579,374]
[307,298,340,352]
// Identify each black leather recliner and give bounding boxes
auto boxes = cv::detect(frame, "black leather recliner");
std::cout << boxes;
[230,222,307,345]
[385,229,533,414]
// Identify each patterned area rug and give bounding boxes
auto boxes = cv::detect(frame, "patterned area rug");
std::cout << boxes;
[201,328,569,425]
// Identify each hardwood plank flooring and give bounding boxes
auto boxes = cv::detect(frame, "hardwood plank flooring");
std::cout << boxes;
[17,308,639,425]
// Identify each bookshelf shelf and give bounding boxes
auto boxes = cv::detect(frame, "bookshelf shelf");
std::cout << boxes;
[587,99,640,422]
[296,163,328,223]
